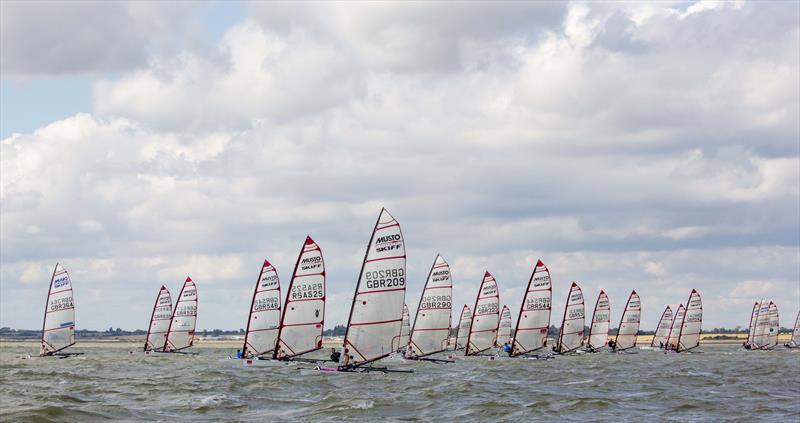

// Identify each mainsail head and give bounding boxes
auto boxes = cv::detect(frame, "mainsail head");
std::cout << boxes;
[144,285,172,352]
[164,277,197,352]
[243,260,282,357]
[408,255,453,358]
[40,263,76,356]
[511,260,552,356]
[466,272,500,356]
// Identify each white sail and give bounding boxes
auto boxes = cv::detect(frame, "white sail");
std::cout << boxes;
[791,310,800,347]
[392,304,411,351]
[243,260,281,357]
[614,290,641,351]
[677,289,702,352]
[651,306,673,348]
[587,291,610,350]
[666,304,685,351]
[746,301,760,346]
[752,300,770,348]
[465,272,500,355]
[766,302,779,349]
[144,285,172,352]
[455,305,472,350]
[274,236,325,360]
[342,208,407,367]
[40,263,76,356]
[511,260,552,356]
[497,305,512,346]
[164,277,197,352]
[555,282,585,354]
[407,255,452,358]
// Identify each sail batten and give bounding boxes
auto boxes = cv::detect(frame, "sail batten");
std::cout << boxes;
[144,286,172,352]
[511,260,552,356]
[163,277,197,352]
[341,208,407,368]
[407,255,452,358]
[614,290,641,351]
[40,263,76,356]
[274,236,326,360]
[465,272,500,355]
[555,282,585,354]
[587,291,610,351]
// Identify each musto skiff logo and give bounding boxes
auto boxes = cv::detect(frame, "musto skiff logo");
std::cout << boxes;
[53,276,70,288]
[375,234,402,253]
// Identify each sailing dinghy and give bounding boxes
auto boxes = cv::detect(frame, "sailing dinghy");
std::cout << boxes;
[313,208,411,374]
[392,304,411,352]
[787,310,800,348]
[241,261,281,360]
[144,286,172,352]
[649,306,673,349]
[554,282,585,354]
[744,302,759,349]
[465,272,500,356]
[510,260,552,357]
[673,289,702,353]
[586,291,610,352]
[406,255,453,362]
[665,304,685,351]
[455,305,472,351]
[163,277,198,354]
[613,290,641,352]
[752,300,771,349]
[766,302,779,349]
[497,305,512,347]
[39,263,80,357]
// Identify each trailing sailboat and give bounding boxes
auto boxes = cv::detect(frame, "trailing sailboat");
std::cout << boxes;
[586,291,610,352]
[787,310,800,348]
[163,277,198,353]
[407,255,453,359]
[766,302,779,349]
[273,236,326,360]
[337,208,408,372]
[745,301,760,349]
[511,260,552,356]
[392,304,411,352]
[497,305,512,347]
[455,305,472,351]
[613,290,641,352]
[465,272,500,356]
[665,304,685,351]
[554,282,585,354]
[674,289,702,353]
[651,306,673,349]
[752,300,770,349]
[144,286,172,352]
[242,261,281,358]
[40,263,78,357]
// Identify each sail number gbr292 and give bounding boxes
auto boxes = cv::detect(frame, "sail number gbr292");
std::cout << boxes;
[365,268,405,289]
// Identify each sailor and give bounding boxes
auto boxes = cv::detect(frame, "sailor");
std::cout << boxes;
[329,348,341,363]
[659,341,664,349]
[607,339,617,350]
[502,342,512,355]
[235,349,243,359]
[339,348,351,370]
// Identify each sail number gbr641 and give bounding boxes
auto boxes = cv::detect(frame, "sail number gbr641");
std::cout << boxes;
[365,268,405,289]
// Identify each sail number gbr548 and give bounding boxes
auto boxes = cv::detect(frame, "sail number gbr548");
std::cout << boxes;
[365,268,405,289]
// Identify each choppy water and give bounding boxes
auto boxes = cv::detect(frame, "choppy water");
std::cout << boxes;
[1,344,798,422]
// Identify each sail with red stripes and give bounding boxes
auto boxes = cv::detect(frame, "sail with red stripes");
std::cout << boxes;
[465,272,500,355]
[455,305,472,350]
[587,291,610,351]
[274,236,325,360]
[407,255,452,358]
[511,260,551,356]
[676,289,701,352]
[243,261,281,357]
[555,282,585,354]
[497,305,512,346]
[144,286,172,352]
[614,290,641,351]
[651,306,673,348]
[342,208,407,367]
[766,302,779,349]
[393,304,411,351]
[666,304,685,350]
[745,301,759,347]
[163,277,197,352]
[40,263,76,356]
[752,300,770,348]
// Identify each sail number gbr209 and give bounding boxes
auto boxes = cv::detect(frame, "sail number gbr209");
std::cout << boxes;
[365,269,405,289]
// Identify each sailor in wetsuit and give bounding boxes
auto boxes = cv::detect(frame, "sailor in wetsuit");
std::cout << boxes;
[329,348,341,362]
[502,342,512,355]
[235,349,243,359]
[607,339,617,350]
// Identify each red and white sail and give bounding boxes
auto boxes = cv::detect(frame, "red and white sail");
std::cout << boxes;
[455,305,472,350]
[163,277,197,352]
[666,304,685,350]
[511,260,552,356]
[392,304,411,351]
[342,208,407,367]
[496,305,512,346]
[676,289,702,352]
[243,261,281,357]
[465,272,500,355]
[752,300,770,348]
[40,263,76,356]
[651,306,673,348]
[766,302,779,349]
[144,286,172,352]
[587,291,610,350]
[555,282,585,354]
[746,301,760,347]
[407,255,452,358]
[614,290,641,351]
[274,236,325,360]
[790,310,800,348]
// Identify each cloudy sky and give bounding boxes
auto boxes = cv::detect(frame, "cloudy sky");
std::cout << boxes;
[1,1,798,332]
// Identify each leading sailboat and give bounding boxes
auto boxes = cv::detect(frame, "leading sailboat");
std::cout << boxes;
[40,263,79,357]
